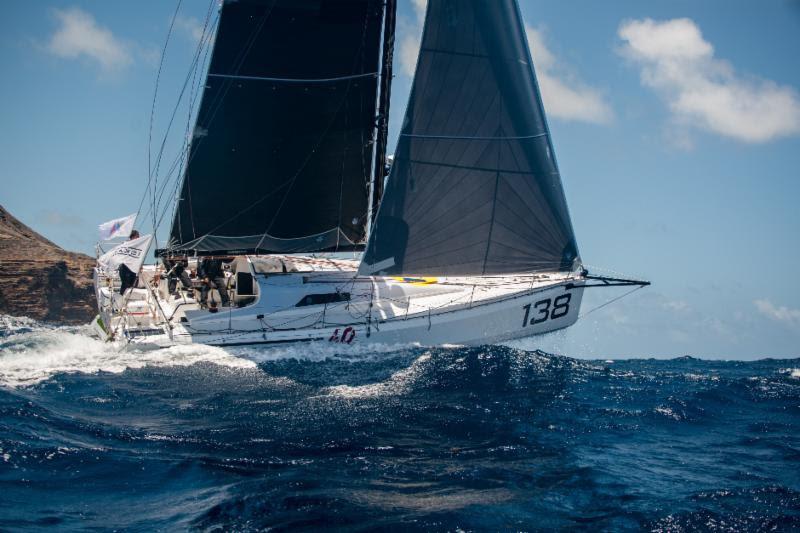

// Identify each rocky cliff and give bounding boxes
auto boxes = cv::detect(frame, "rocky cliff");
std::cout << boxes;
[0,205,96,324]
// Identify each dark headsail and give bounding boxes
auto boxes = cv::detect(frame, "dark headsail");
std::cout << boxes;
[165,0,386,256]
[359,0,580,276]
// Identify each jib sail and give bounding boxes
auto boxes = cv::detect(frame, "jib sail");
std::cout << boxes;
[360,0,580,276]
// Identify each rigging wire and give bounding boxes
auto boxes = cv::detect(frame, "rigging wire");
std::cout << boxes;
[578,285,646,319]
[147,4,218,225]
[170,1,277,244]
[143,0,183,237]
[135,0,218,241]
[152,8,217,233]
[155,9,217,240]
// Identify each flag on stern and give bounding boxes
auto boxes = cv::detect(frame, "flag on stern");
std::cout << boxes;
[98,213,136,241]
[98,234,153,274]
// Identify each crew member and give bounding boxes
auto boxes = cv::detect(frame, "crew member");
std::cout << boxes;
[118,229,140,294]
[198,257,231,308]
[163,258,192,294]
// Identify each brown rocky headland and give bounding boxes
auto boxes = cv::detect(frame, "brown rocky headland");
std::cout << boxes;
[0,205,96,324]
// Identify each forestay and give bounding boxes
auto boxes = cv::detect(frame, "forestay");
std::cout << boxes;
[166,0,385,256]
[360,0,580,277]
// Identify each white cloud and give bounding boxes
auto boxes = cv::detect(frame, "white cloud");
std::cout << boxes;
[398,35,421,77]
[397,0,427,77]
[754,299,800,331]
[40,210,83,227]
[618,18,800,143]
[395,5,612,124]
[525,26,613,124]
[662,300,689,312]
[47,7,132,72]
[411,0,427,19]
[175,15,205,43]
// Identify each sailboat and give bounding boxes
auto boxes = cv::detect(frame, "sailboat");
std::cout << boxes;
[92,0,648,348]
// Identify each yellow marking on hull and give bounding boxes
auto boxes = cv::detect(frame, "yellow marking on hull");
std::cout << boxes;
[391,276,438,285]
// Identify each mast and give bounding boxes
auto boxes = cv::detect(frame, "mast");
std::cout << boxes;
[367,0,397,235]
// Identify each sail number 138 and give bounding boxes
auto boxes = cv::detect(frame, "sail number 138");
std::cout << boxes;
[522,293,572,327]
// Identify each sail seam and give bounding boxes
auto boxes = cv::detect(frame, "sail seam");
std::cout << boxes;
[400,132,548,141]
[207,72,378,83]
[420,47,489,59]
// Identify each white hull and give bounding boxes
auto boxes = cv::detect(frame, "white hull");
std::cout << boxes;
[93,256,584,350]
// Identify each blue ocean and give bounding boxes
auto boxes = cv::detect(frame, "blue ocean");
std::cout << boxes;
[1,316,798,531]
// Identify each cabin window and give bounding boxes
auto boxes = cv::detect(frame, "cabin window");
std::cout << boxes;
[295,292,350,307]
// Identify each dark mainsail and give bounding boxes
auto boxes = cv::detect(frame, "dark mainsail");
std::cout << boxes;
[165,0,386,256]
[359,0,580,276]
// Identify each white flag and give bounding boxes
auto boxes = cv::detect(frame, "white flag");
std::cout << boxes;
[98,234,153,275]
[98,213,136,241]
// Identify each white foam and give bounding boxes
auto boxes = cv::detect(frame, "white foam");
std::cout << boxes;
[0,315,40,333]
[227,340,420,364]
[780,368,800,379]
[0,316,425,389]
[0,318,256,388]
[323,352,432,398]
[684,372,718,382]
[654,406,682,420]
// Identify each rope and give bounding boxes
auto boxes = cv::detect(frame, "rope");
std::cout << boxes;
[579,285,645,319]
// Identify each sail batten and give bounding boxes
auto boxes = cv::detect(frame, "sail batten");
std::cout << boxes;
[164,0,386,257]
[359,0,580,277]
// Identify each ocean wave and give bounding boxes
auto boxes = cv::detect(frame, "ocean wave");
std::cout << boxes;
[323,352,432,398]
[0,314,42,336]
[1,315,798,530]
[0,315,256,387]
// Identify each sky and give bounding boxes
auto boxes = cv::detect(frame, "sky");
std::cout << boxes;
[1,0,799,359]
